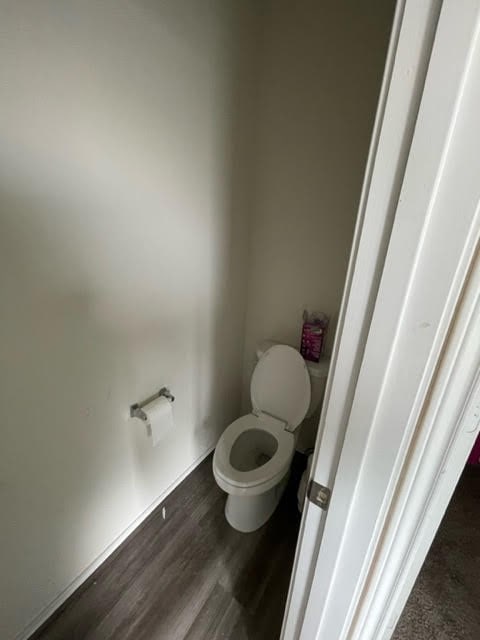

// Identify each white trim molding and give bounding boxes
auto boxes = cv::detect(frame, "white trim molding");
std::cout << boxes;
[348,2,480,636]
[281,1,442,637]
[356,248,480,640]
[15,445,215,640]
[293,1,480,638]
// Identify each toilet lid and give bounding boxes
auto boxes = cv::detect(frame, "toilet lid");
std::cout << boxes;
[250,344,311,429]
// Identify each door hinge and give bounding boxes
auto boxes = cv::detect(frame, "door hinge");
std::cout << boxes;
[307,479,331,511]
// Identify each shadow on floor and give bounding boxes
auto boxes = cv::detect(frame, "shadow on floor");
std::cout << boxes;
[32,453,306,640]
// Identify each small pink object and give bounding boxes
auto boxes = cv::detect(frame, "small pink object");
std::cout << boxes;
[467,433,480,465]
[300,311,328,363]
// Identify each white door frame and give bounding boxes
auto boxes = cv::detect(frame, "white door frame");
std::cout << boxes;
[283,0,480,638]
[281,0,442,637]
[353,236,480,640]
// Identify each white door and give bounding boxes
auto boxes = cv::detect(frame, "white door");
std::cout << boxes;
[282,0,480,638]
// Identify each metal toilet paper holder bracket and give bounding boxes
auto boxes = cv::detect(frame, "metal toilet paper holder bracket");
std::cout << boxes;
[130,387,175,422]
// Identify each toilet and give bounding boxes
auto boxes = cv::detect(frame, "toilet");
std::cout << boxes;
[213,342,326,532]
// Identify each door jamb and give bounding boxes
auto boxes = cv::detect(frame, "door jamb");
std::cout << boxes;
[280,1,442,637]
[293,0,480,636]
[353,247,480,639]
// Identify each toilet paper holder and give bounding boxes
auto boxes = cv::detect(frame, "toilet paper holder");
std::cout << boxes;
[130,387,175,422]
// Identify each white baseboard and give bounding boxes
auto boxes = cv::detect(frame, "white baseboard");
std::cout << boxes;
[15,445,215,640]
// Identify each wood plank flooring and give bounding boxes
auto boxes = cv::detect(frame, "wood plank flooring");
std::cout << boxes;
[31,454,303,640]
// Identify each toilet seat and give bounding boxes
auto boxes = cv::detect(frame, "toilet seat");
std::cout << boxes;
[251,344,311,431]
[213,345,311,504]
[213,414,294,496]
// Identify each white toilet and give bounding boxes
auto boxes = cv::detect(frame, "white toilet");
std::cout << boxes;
[213,342,326,532]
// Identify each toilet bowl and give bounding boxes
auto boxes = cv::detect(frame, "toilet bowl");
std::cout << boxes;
[213,344,311,532]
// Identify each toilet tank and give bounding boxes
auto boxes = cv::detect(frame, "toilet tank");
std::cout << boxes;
[255,340,330,418]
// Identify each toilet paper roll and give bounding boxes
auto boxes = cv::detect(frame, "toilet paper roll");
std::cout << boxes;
[144,396,174,447]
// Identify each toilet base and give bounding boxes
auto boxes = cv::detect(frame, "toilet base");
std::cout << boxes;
[224,472,290,533]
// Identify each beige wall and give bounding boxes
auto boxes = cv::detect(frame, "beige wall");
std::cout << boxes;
[242,0,394,407]
[0,2,256,638]
[0,1,395,637]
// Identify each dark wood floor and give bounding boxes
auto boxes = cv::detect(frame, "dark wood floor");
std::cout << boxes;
[31,454,303,640]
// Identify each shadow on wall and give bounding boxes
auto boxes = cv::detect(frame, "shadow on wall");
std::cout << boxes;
[241,0,396,409]
[0,1,257,637]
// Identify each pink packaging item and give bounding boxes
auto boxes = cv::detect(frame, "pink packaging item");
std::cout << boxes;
[300,311,328,363]
[467,433,480,465]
